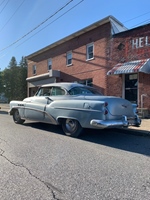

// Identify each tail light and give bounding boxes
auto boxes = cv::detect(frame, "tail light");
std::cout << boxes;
[104,102,108,107]
[104,102,108,115]
[104,109,108,115]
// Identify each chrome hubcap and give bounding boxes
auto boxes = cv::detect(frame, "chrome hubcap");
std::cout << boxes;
[14,110,20,121]
[66,119,77,133]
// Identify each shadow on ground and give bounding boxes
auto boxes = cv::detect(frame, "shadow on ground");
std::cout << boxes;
[0,110,8,115]
[23,122,150,157]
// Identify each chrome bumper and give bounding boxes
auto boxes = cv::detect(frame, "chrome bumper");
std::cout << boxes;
[90,115,141,129]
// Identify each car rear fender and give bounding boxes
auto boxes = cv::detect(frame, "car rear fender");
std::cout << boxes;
[49,99,106,111]
[51,100,107,128]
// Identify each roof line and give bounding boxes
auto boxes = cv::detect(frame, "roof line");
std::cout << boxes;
[26,15,124,59]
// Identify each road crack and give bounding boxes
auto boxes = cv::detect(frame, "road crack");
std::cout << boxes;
[0,149,64,200]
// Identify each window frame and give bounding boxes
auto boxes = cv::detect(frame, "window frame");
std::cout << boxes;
[47,58,52,71]
[32,65,36,75]
[78,78,93,87]
[35,86,66,96]
[86,43,94,60]
[66,51,72,66]
[51,87,66,96]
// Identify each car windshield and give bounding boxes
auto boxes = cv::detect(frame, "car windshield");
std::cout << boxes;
[68,86,102,95]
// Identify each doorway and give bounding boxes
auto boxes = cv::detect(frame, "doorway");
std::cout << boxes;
[124,73,138,103]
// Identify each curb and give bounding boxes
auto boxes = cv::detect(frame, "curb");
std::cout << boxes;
[116,128,150,137]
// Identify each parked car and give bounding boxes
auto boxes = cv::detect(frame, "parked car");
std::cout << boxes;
[9,82,141,137]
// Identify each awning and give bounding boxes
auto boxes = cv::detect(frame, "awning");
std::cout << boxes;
[107,59,150,75]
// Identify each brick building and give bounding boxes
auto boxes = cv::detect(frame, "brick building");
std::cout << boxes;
[26,16,126,96]
[107,23,150,112]
[26,15,150,113]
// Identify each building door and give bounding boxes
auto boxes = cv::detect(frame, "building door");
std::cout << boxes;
[125,73,138,103]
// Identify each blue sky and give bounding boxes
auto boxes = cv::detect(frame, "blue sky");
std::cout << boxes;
[0,0,150,70]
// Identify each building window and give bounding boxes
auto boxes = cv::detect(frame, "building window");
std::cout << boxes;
[86,43,94,60]
[124,73,138,104]
[66,51,72,66]
[78,78,93,87]
[32,65,36,75]
[48,58,52,70]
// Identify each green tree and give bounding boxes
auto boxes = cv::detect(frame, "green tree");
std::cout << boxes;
[0,69,3,94]
[18,56,27,100]
[8,56,17,68]
[3,56,27,102]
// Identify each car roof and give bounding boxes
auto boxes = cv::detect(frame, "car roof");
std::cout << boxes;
[41,82,87,91]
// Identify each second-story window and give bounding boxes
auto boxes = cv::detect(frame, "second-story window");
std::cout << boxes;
[66,51,72,66]
[48,58,52,70]
[32,65,36,75]
[86,43,94,60]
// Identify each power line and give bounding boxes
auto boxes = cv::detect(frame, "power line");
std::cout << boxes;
[123,10,150,29]
[0,0,6,7]
[15,0,84,48]
[130,19,150,28]
[3,0,149,55]
[0,0,9,14]
[0,0,74,52]
[123,11,150,24]
[0,0,26,33]
[0,0,84,65]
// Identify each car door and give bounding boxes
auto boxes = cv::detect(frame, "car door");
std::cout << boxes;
[44,86,67,122]
[24,87,52,121]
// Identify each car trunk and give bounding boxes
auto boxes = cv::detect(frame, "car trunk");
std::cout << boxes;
[84,95,135,117]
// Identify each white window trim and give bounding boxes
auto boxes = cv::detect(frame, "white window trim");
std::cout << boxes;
[86,43,94,61]
[48,58,52,71]
[78,78,93,86]
[66,51,72,66]
[32,65,36,75]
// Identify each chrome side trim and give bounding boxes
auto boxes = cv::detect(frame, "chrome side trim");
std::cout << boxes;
[53,106,102,113]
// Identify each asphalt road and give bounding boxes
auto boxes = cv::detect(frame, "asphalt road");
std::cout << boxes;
[0,111,150,200]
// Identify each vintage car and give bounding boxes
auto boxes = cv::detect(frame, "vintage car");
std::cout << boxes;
[9,82,141,137]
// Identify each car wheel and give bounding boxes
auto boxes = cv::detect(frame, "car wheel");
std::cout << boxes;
[62,118,83,137]
[13,109,25,124]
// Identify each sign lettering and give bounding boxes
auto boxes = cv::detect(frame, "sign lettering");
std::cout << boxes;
[132,36,150,49]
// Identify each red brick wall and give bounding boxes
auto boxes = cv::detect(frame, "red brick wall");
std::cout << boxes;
[27,22,150,110]
[27,23,112,95]
[110,24,150,64]
[107,24,150,110]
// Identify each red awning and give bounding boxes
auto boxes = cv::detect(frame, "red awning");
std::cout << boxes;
[107,59,150,75]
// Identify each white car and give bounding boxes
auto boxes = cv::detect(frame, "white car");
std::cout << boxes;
[9,82,141,137]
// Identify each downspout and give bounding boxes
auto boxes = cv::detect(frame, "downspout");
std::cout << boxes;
[141,94,148,118]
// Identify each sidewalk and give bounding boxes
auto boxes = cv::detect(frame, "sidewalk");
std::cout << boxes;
[0,103,9,111]
[0,103,150,136]
[130,119,150,132]
[127,119,150,137]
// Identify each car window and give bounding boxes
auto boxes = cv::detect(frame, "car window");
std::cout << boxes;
[51,87,65,96]
[69,87,101,95]
[35,87,52,96]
